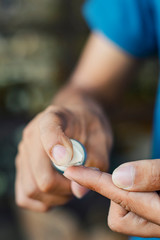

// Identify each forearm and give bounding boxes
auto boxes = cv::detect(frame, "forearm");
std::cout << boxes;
[69,33,139,105]
[54,32,139,107]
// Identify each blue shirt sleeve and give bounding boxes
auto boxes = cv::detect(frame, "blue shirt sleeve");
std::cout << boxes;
[82,0,157,58]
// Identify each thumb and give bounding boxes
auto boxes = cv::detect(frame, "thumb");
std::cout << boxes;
[112,159,160,191]
[39,107,73,166]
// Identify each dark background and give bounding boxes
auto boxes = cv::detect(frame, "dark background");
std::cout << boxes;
[0,0,158,239]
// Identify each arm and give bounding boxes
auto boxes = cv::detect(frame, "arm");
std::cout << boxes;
[70,32,138,101]
[15,32,139,211]
[54,32,139,105]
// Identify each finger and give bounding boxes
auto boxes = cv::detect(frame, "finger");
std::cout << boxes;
[15,157,48,212]
[64,166,160,225]
[17,147,72,208]
[71,181,89,199]
[21,162,71,206]
[112,159,160,191]
[38,106,73,166]
[16,185,49,212]
[64,166,122,199]
[108,201,160,237]
[25,134,72,195]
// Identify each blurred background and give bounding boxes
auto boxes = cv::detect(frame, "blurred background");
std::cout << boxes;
[0,0,158,239]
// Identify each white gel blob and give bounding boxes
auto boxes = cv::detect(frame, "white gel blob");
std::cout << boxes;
[53,139,86,172]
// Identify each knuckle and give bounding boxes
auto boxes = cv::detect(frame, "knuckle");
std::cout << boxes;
[26,186,39,199]
[39,112,51,128]
[15,194,26,208]
[94,172,106,192]
[39,106,69,134]
[39,182,52,193]
[17,142,23,153]
[84,171,105,192]
[118,199,131,212]
[108,215,123,233]
[151,161,160,188]
[45,105,59,113]
[43,106,62,121]
[38,174,57,193]
[45,105,69,123]
[39,205,49,212]
[22,126,32,139]
[38,111,54,132]
[115,192,131,212]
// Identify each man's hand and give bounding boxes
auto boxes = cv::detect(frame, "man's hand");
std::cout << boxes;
[15,31,136,212]
[64,162,160,238]
[15,96,112,212]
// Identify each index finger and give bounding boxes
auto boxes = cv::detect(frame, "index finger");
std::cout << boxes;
[64,166,160,225]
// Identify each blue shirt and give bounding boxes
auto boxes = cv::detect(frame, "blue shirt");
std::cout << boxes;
[83,0,160,158]
[83,1,160,240]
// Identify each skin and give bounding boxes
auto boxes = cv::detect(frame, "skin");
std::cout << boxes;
[16,32,159,237]
[15,91,112,211]
[16,32,137,211]
[64,164,160,238]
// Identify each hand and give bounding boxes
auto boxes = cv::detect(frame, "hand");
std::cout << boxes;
[64,160,160,238]
[15,101,112,212]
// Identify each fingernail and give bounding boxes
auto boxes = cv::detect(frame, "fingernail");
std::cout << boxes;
[71,181,89,199]
[63,171,73,181]
[112,165,135,189]
[52,145,71,166]
[88,167,100,171]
